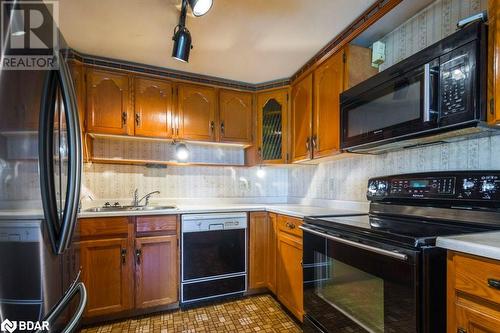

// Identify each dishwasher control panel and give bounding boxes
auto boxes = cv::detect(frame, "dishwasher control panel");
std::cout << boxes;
[181,213,248,232]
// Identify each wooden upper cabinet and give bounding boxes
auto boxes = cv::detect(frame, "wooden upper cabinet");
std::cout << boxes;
[343,44,379,90]
[80,237,133,317]
[134,77,173,138]
[176,84,217,141]
[313,50,344,158]
[488,0,500,124]
[135,235,178,309]
[219,90,253,144]
[249,212,268,290]
[86,68,132,135]
[291,73,313,163]
[256,89,288,164]
[68,61,86,131]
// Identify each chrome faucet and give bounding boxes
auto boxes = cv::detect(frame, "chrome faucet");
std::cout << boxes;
[78,194,94,213]
[132,189,160,206]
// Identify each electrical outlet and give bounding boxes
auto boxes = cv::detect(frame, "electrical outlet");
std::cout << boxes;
[239,177,251,191]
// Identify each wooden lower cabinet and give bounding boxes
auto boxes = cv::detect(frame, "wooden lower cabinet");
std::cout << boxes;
[135,235,178,309]
[249,212,269,290]
[80,238,133,317]
[266,213,277,294]
[78,215,179,321]
[276,220,303,322]
[456,303,500,333]
[447,251,500,333]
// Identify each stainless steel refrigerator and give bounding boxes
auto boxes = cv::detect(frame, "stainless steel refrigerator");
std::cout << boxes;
[0,1,87,332]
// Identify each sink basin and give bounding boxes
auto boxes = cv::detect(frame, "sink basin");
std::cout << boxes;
[84,205,177,213]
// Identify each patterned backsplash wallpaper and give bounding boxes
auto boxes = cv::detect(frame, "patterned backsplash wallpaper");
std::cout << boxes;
[82,163,289,203]
[378,0,486,71]
[288,135,500,202]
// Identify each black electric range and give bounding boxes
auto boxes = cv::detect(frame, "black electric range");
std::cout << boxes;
[302,171,500,333]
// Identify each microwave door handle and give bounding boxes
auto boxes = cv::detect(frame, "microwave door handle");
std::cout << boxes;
[299,225,408,261]
[424,63,431,122]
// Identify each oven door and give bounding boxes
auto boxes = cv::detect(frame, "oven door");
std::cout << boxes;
[341,61,439,150]
[182,229,246,281]
[302,225,419,333]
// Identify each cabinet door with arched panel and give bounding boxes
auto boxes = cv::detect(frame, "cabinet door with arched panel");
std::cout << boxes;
[134,77,173,138]
[256,89,288,164]
[86,68,132,135]
[176,83,217,142]
[219,90,253,144]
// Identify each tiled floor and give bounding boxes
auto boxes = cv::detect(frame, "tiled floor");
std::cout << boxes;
[80,295,302,333]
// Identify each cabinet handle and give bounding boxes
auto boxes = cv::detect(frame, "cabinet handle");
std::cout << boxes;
[210,120,215,134]
[488,278,500,290]
[135,113,141,127]
[457,329,467,333]
[312,135,318,150]
[121,112,127,126]
[306,137,311,152]
[286,222,296,230]
[136,248,142,265]
[220,121,225,135]
[121,248,127,265]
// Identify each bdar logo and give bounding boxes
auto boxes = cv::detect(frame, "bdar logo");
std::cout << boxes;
[1,319,17,333]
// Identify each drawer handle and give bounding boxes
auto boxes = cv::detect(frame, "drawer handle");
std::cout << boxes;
[286,222,296,230]
[457,329,466,333]
[487,278,500,290]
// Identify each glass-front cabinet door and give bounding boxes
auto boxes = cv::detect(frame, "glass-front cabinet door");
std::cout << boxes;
[256,89,288,164]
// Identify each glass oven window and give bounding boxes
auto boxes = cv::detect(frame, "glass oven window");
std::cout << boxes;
[317,257,384,333]
[346,80,422,138]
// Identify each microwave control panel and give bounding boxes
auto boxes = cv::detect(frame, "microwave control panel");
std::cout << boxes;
[368,172,500,202]
[439,43,473,118]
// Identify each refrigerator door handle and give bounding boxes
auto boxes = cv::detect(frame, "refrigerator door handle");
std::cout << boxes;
[39,51,82,254]
[56,52,82,254]
[35,281,87,333]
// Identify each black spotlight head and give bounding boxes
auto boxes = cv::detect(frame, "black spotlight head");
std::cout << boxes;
[172,25,193,62]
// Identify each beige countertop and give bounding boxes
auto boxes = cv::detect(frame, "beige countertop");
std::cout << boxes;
[0,204,367,221]
[436,231,500,261]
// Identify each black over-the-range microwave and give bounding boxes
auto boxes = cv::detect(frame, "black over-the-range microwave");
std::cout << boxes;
[340,21,492,153]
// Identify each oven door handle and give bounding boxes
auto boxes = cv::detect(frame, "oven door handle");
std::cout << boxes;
[299,225,408,261]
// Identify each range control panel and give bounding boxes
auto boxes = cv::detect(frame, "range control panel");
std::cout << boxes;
[367,172,500,202]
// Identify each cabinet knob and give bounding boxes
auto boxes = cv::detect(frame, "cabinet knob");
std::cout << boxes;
[312,135,318,150]
[121,112,127,126]
[136,248,142,264]
[135,113,141,127]
[210,121,215,133]
[121,248,127,264]
[220,121,225,135]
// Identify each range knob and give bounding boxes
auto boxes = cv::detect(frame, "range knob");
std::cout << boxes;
[368,182,378,195]
[377,182,387,191]
[481,181,496,192]
[462,179,475,190]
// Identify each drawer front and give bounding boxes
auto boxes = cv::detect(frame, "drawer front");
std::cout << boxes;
[77,217,129,238]
[136,215,178,235]
[453,252,500,305]
[277,215,303,238]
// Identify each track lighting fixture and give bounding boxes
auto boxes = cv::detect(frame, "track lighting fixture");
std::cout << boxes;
[171,0,213,62]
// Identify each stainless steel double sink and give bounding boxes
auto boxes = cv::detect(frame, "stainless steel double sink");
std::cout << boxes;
[84,205,178,213]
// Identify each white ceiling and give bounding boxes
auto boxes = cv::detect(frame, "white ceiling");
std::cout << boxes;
[57,0,377,84]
